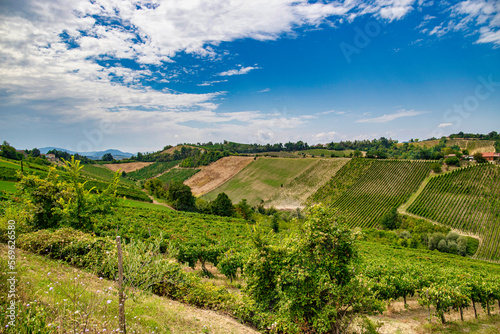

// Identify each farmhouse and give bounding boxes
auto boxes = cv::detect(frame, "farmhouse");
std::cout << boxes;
[482,152,496,161]
[43,153,57,162]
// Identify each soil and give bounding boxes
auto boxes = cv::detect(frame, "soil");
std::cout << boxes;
[104,162,154,173]
[185,156,254,196]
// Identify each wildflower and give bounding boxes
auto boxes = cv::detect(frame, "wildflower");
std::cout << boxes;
[107,300,112,304]
[49,287,53,291]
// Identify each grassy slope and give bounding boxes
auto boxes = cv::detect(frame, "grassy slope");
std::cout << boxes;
[203,157,319,205]
[396,138,496,154]
[0,245,257,334]
[265,158,350,209]
[0,180,17,192]
[81,164,136,187]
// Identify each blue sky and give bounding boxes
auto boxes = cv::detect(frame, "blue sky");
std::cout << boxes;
[0,0,499,153]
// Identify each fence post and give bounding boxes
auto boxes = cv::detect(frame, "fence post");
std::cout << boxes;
[116,236,126,334]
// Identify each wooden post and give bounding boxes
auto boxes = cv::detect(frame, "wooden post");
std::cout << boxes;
[116,236,126,334]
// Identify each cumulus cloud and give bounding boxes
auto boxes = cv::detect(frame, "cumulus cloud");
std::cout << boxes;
[356,109,430,123]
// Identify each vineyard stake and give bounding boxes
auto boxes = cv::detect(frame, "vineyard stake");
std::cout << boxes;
[117,236,127,334]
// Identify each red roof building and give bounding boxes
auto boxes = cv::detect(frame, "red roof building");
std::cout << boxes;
[482,152,495,161]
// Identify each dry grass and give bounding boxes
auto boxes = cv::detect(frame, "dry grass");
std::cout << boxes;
[185,156,255,196]
[3,245,258,334]
[104,162,154,173]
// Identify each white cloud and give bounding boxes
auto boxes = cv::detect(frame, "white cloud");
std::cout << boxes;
[315,131,338,141]
[425,0,500,46]
[438,122,453,128]
[218,66,259,76]
[258,88,270,93]
[356,109,430,123]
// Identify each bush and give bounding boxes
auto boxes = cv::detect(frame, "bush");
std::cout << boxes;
[245,205,383,334]
[380,208,401,230]
[430,162,442,173]
[445,156,460,166]
[437,239,448,252]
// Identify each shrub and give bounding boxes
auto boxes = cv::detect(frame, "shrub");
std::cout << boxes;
[245,205,383,334]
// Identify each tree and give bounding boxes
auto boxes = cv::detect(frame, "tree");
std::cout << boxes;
[102,153,114,161]
[245,205,383,334]
[430,162,442,173]
[353,149,363,158]
[474,152,487,163]
[211,192,234,217]
[166,181,196,211]
[380,208,401,230]
[234,198,253,220]
[30,148,41,157]
[445,156,460,166]
[0,141,22,160]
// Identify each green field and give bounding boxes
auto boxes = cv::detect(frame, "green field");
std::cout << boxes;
[157,167,200,183]
[203,157,320,205]
[310,159,432,228]
[127,160,181,180]
[117,198,172,211]
[408,164,500,261]
[0,181,17,192]
[81,164,136,187]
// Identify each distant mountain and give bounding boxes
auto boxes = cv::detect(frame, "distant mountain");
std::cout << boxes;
[39,147,135,160]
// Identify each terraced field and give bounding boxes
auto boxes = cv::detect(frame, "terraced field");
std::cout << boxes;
[407,164,500,261]
[309,159,432,228]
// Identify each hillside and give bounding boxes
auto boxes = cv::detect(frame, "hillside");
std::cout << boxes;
[203,157,321,206]
[309,159,432,228]
[407,164,500,261]
[185,156,254,196]
[396,138,496,154]
[264,158,349,209]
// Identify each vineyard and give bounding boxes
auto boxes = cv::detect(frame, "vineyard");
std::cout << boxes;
[309,159,432,228]
[157,167,200,183]
[407,164,500,261]
[126,160,181,180]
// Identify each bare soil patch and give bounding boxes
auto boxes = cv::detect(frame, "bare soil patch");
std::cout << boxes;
[185,156,254,196]
[104,162,153,173]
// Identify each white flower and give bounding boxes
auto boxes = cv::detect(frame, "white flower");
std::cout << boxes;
[107,300,112,304]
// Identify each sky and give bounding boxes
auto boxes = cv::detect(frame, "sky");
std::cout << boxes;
[0,0,499,153]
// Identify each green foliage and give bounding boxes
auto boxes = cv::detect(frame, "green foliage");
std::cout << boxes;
[211,192,234,217]
[431,162,442,173]
[474,152,488,163]
[380,208,401,230]
[217,250,244,282]
[101,153,114,161]
[166,181,196,211]
[0,141,23,160]
[144,178,167,198]
[234,198,253,220]
[245,205,383,334]
[445,156,460,166]
[18,168,64,229]
[57,157,119,231]
[19,157,119,231]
